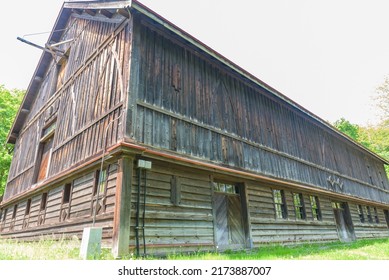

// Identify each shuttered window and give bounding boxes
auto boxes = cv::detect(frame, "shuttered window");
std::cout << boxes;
[35,121,56,183]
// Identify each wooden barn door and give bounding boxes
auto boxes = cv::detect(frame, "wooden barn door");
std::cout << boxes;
[213,182,247,250]
[332,202,356,242]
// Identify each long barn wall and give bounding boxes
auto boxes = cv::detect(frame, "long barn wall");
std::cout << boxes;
[123,158,389,255]
[130,17,389,204]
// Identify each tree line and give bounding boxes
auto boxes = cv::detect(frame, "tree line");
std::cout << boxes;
[0,77,388,196]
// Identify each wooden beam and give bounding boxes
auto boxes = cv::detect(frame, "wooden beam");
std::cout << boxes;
[112,156,133,258]
[117,8,130,18]
[85,9,96,17]
[99,9,114,18]
[72,9,83,15]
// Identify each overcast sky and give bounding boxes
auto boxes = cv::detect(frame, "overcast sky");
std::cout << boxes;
[1,0,389,126]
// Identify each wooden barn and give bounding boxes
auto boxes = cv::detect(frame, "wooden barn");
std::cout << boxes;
[1,0,389,257]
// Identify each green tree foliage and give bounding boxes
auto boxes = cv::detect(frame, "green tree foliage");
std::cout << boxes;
[333,118,360,141]
[0,85,24,196]
[375,76,389,122]
[334,117,389,177]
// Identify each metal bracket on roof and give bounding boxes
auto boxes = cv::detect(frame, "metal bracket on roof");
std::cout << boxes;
[17,37,73,58]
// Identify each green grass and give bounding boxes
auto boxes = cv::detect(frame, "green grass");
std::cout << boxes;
[168,238,389,260]
[1,237,389,260]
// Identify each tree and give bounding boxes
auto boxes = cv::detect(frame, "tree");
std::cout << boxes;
[333,118,359,141]
[333,117,389,177]
[375,76,389,123]
[0,85,24,196]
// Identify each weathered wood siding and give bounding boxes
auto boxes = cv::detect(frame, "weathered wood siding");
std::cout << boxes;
[129,161,215,254]
[349,203,389,239]
[4,13,131,201]
[0,165,118,244]
[129,17,389,204]
[247,184,338,244]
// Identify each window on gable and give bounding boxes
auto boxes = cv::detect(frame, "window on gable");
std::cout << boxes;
[357,205,365,223]
[34,121,56,183]
[53,49,70,94]
[293,193,306,220]
[273,189,287,219]
[310,195,322,221]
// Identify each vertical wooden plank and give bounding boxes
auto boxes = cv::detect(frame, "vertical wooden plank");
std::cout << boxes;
[112,156,134,258]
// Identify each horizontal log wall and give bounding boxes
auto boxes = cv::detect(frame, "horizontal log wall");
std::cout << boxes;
[4,13,131,201]
[129,161,215,255]
[348,203,389,239]
[131,18,389,204]
[247,183,339,244]
[0,164,118,245]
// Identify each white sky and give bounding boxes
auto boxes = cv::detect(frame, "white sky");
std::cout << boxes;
[1,0,389,126]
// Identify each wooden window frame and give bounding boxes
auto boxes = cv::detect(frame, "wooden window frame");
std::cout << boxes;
[357,205,365,223]
[384,210,389,228]
[0,208,7,232]
[364,206,373,223]
[293,193,306,220]
[10,204,17,231]
[2,208,7,222]
[60,183,73,222]
[23,199,32,229]
[91,167,109,216]
[38,193,48,226]
[33,121,56,184]
[62,183,72,204]
[213,182,239,195]
[53,49,70,94]
[273,189,287,219]
[310,195,322,221]
[373,207,379,223]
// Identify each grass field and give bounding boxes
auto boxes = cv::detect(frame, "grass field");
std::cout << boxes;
[1,237,389,260]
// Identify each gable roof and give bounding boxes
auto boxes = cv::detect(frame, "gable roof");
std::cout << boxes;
[7,0,389,165]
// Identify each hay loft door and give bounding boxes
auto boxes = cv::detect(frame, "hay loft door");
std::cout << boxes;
[332,202,356,242]
[213,182,247,250]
